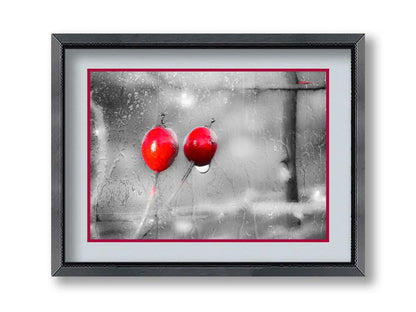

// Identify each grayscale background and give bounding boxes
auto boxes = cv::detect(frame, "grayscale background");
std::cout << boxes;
[89,71,327,240]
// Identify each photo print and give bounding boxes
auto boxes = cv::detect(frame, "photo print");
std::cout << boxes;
[88,69,328,241]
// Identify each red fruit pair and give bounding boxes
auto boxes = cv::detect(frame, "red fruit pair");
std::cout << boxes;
[141,117,217,172]
[138,116,217,238]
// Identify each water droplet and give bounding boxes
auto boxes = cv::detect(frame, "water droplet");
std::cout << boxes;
[195,164,210,174]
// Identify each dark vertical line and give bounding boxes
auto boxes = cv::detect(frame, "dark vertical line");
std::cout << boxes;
[51,35,65,274]
[355,35,365,274]
[283,73,299,202]
[290,88,299,201]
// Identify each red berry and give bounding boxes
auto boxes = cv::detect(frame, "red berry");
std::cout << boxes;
[184,127,217,166]
[141,126,178,172]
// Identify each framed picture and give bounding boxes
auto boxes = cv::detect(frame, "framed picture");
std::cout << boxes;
[51,33,365,276]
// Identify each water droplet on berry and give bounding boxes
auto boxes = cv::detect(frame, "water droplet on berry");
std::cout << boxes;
[195,164,210,174]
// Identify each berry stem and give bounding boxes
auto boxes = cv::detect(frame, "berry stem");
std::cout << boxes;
[140,161,195,238]
[167,161,195,207]
[135,172,159,238]
[159,112,166,127]
[206,117,215,128]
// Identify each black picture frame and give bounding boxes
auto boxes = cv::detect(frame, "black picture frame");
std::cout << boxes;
[51,33,365,276]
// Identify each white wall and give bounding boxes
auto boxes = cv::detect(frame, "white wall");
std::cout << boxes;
[0,0,412,311]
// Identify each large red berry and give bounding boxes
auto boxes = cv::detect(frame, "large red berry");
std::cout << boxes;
[141,126,178,173]
[184,127,217,166]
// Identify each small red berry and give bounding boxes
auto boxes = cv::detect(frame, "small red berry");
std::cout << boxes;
[141,126,178,173]
[183,127,217,166]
